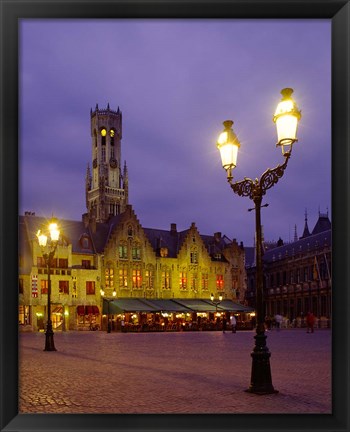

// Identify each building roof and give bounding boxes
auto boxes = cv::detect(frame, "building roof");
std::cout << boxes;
[20,210,237,262]
[311,213,331,235]
[262,228,331,264]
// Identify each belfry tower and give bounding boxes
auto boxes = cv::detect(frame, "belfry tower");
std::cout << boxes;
[85,104,129,223]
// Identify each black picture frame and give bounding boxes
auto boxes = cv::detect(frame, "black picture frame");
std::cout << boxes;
[1,1,349,431]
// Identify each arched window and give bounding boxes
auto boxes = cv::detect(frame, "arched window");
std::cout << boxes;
[105,263,114,288]
[110,129,115,146]
[161,265,171,290]
[132,242,141,261]
[101,128,107,146]
[190,246,198,264]
[118,241,128,259]
[145,264,154,289]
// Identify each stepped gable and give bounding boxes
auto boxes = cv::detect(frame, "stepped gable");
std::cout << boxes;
[200,232,231,262]
[143,225,184,258]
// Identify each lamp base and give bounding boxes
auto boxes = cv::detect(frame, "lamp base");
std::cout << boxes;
[44,323,57,351]
[246,331,278,395]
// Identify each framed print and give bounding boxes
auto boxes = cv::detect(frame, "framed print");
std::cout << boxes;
[0,1,349,431]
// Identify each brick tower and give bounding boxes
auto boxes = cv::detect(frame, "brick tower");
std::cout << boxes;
[85,104,128,223]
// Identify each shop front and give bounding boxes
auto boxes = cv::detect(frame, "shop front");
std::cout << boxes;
[101,298,254,332]
[76,305,100,330]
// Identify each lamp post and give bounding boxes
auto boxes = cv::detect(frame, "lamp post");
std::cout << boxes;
[216,88,301,394]
[210,293,223,313]
[36,219,61,351]
[100,288,116,333]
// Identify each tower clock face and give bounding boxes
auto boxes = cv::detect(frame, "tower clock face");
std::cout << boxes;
[110,130,115,137]
[101,128,107,136]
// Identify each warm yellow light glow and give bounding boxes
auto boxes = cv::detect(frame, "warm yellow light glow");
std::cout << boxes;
[273,88,301,153]
[36,230,48,247]
[101,128,107,136]
[219,294,223,301]
[49,222,60,241]
[217,131,228,145]
[112,290,117,297]
[110,130,115,137]
[217,120,240,171]
[100,289,105,296]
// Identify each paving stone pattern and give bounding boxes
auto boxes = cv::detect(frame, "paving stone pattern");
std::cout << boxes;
[19,329,331,414]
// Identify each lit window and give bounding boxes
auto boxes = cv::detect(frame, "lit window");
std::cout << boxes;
[132,268,142,289]
[162,268,171,290]
[105,267,114,288]
[179,272,187,290]
[119,268,128,288]
[216,274,224,290]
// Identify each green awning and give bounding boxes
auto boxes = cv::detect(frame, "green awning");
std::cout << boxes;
[215,300,254,312]
[172,299,217,312]
[102,298,159,314]
[142,299,192,313]
[102,298,254,314]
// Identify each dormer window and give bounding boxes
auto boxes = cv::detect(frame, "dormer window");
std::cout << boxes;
[128,226,133,237]
[80,235,90,250]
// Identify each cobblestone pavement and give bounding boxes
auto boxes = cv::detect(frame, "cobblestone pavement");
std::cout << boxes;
[19,329,331,414]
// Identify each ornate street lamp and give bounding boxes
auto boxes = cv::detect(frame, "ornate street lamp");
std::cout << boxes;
[36,218,60,351]
[216,88,301,394]
[100,288,116,333]
[210,292,223,313]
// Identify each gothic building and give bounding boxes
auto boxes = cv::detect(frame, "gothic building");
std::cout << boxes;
[245,211,332,327]
[19,104,248,331]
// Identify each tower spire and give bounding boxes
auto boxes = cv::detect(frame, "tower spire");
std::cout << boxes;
[300,209,310,239]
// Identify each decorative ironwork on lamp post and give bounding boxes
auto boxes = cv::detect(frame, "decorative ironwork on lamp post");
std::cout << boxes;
[36,218,61,352]
[100,288,116,333]
[216,88,301,394]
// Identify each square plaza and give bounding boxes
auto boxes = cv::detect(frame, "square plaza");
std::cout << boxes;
[19,328,331,414]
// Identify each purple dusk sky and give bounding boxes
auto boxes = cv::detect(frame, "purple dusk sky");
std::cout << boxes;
[19,19,331,246]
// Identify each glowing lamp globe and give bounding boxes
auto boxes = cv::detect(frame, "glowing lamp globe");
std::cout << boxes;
[217,120,241,174]
[273,88,301,155]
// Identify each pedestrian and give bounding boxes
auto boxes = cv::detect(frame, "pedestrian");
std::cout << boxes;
[275,314,283,331]
[222,316,227,333]
[230,315,237,333]
[306,311,315,333]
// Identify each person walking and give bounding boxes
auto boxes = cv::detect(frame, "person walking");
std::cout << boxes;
[230,315,237,333]
[275,314,283,331]
[222,316,227,333]
[306,311,315,333]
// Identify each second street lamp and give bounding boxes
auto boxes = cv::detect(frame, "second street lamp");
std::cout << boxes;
[210,293,223,313]
[100,288,116,333]
[216,88,301,395]
[36,218,61,352]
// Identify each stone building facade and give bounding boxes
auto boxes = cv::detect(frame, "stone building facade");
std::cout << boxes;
[19,208,247,331]
[245,212,332,327]
[18,104,247,331]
